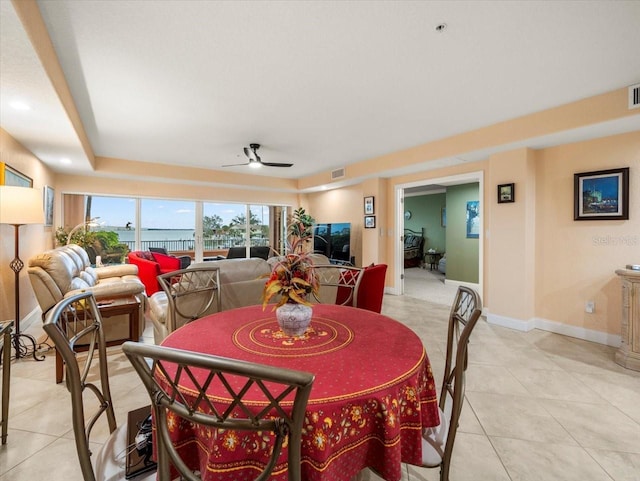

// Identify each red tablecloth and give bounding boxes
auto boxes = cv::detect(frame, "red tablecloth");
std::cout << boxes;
[160,304,439,481]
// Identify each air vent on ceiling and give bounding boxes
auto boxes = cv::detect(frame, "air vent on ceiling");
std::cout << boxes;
[629,83,640,110]
[331,167,345,180]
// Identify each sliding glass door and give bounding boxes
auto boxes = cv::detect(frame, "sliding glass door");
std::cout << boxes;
[62,194,287,262]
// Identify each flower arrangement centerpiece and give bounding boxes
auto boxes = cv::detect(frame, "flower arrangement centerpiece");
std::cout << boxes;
[262,208,319,336]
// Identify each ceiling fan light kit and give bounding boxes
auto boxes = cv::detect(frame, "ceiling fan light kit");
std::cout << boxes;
[222,144,293,169]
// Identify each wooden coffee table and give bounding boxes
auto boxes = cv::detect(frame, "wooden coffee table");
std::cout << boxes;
[55,296,141,383]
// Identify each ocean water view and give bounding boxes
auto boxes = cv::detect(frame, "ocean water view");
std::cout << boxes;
[97,227,268,252]
[106,228,197,242]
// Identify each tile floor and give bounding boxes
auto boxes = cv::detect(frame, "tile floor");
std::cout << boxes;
[1,291,639,481]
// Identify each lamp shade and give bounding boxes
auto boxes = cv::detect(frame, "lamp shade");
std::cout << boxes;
[0,186,43,225]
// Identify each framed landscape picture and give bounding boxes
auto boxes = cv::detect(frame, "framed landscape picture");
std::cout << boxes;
[466,201,480,238]
[0,162,33,187]
[44,185,54,226]
[574,167,629,220]
[497,183,514,203]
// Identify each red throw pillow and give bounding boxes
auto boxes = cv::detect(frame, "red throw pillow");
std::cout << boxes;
[138,251,155,261]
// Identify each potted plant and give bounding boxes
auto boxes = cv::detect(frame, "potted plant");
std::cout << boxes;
[262,208,319,336]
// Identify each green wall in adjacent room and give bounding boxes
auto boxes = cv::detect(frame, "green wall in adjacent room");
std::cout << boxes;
[445,183,479,283]
[404,193,446,253]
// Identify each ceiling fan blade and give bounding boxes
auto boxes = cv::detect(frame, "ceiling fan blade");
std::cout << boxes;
[221,161,251,167]
[243,147,252,159]
[261,162,293,168]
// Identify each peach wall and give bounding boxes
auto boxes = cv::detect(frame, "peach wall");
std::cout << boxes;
[0,128,55,324]
[95,156,299,193]
[487,148,536,321]
[535,131,640,336]
[55,172,302,207]
[298,87,636,191]
[306,185,364,266]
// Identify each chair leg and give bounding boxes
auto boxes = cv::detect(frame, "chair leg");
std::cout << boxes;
[440,459,451,481]
[56,349,64,383]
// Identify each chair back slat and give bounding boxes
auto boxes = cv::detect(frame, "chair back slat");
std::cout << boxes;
[311,264,363,307]
[123,342,314,481]
[157,266,222,334]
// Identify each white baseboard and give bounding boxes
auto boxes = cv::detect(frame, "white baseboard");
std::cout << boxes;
[444,279,480,290]
[486,312,536,332]
[486,311,621,347]
[534,317,621,347]
[20,306,42,332]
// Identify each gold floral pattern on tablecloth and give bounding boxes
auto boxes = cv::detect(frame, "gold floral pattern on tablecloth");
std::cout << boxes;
[160,304,440,481]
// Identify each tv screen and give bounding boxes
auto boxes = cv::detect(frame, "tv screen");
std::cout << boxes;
[313,223,351,264]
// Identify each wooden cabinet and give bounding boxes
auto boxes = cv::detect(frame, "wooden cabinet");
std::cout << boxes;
[615,268,640,371]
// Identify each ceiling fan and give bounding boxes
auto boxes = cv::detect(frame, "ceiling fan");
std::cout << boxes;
[222,144,293,169]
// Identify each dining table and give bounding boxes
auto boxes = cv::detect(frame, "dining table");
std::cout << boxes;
[159,303,439,481]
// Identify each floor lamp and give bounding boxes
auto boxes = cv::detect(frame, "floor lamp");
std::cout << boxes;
[0,186,44,360]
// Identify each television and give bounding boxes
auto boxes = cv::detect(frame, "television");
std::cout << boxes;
[313,223,352,265]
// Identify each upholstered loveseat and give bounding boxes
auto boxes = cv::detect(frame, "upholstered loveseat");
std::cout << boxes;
[27,244,146,328]
[148,254,332,343]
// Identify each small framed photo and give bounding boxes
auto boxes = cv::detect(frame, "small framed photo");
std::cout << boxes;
[43,185,54,226]
[497,183,515,203]
[364,215,376,228]
[574,167,629,221]
[364,196,375,215]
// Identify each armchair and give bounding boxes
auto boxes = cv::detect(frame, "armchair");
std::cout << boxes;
[148,247,191,269]
[127,251,180,295]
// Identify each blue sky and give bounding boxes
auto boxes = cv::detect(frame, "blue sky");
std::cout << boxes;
[582,175,619,199]
[89,197,268,229]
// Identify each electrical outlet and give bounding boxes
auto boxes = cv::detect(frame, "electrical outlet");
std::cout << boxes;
[585,301,595,313]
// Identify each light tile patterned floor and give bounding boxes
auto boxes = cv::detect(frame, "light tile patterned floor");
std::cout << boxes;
[1,290,639,481]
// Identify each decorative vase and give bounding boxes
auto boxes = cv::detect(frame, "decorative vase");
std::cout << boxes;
[276,303,313,337]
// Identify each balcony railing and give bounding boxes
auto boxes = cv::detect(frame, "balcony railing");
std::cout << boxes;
[120,237,270,253]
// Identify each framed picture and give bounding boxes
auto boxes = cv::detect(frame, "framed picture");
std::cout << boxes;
[574,167,629,220]
[44,185,54,226]
[441,207,446,227]
[364,215,376,228]
[466,201,480,238]
[364,196,375,215]
[0,162,33,187]
[497,183,515,203]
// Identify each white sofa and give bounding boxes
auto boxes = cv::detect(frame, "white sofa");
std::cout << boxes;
[27,244,146,337]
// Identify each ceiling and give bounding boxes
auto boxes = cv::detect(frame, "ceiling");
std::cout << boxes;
[1,0,640,185]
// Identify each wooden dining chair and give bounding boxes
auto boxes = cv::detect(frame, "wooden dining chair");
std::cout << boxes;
[123,342,315,481]
[420,286,482,481]
[157,265,222,335]
[43,292,155,481]
[311,264,364,307]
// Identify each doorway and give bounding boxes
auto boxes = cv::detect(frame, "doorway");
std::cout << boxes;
[395,171,484,304]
